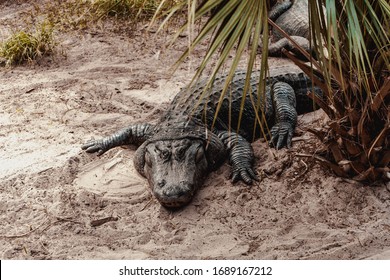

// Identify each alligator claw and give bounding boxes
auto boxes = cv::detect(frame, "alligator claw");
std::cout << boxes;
[269,122,294,149]
[81,140,107,156]
[231,167,258,185]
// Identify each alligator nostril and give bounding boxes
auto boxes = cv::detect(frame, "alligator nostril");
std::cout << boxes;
[157,180,166,188]
[176,189,186,197]
[162,183,193,198]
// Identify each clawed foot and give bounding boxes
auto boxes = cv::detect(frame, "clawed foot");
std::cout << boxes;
[81,139,108,156]
[269,122,294,149]
[231,165,259,185]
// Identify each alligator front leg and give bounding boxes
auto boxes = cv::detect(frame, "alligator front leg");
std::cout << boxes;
[269,81,297,149]
[82,124,153,155]
[217,131,258,185]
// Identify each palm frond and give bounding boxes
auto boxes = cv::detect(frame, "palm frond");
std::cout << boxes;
[154,0,271,132]
[153,0,390,182]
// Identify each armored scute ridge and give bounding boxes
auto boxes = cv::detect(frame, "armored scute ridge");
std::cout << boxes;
[82,66,322,208]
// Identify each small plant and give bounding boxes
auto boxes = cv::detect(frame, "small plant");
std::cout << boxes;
[0,22,57,66]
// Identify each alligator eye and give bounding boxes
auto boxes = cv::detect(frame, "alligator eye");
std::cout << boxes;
[195,146,205,163]
[176,148,185,159]
[145,151,152,167]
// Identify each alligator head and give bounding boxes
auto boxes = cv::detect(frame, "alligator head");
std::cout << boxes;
[134,134,226,208]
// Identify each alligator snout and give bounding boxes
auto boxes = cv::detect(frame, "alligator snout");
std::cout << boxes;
[153,181,195,208]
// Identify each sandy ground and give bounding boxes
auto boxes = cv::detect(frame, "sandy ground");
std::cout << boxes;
[1,1,390,260]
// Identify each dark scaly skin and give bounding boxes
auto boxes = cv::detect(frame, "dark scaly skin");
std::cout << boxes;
[269,0,293,22]
[82,67,321,208]
[267,0,312,58]
[272,0,310,41]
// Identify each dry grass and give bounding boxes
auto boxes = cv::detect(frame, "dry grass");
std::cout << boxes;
[93,0,162,19]
[19,0,181,32]
[0,22,57,66]
[33,0,93,31]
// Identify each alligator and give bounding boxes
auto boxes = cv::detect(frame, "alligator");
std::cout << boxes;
[265,0,312,58]
[82,66,322,208]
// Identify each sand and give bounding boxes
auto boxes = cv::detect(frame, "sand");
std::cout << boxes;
[1,0,389,260]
